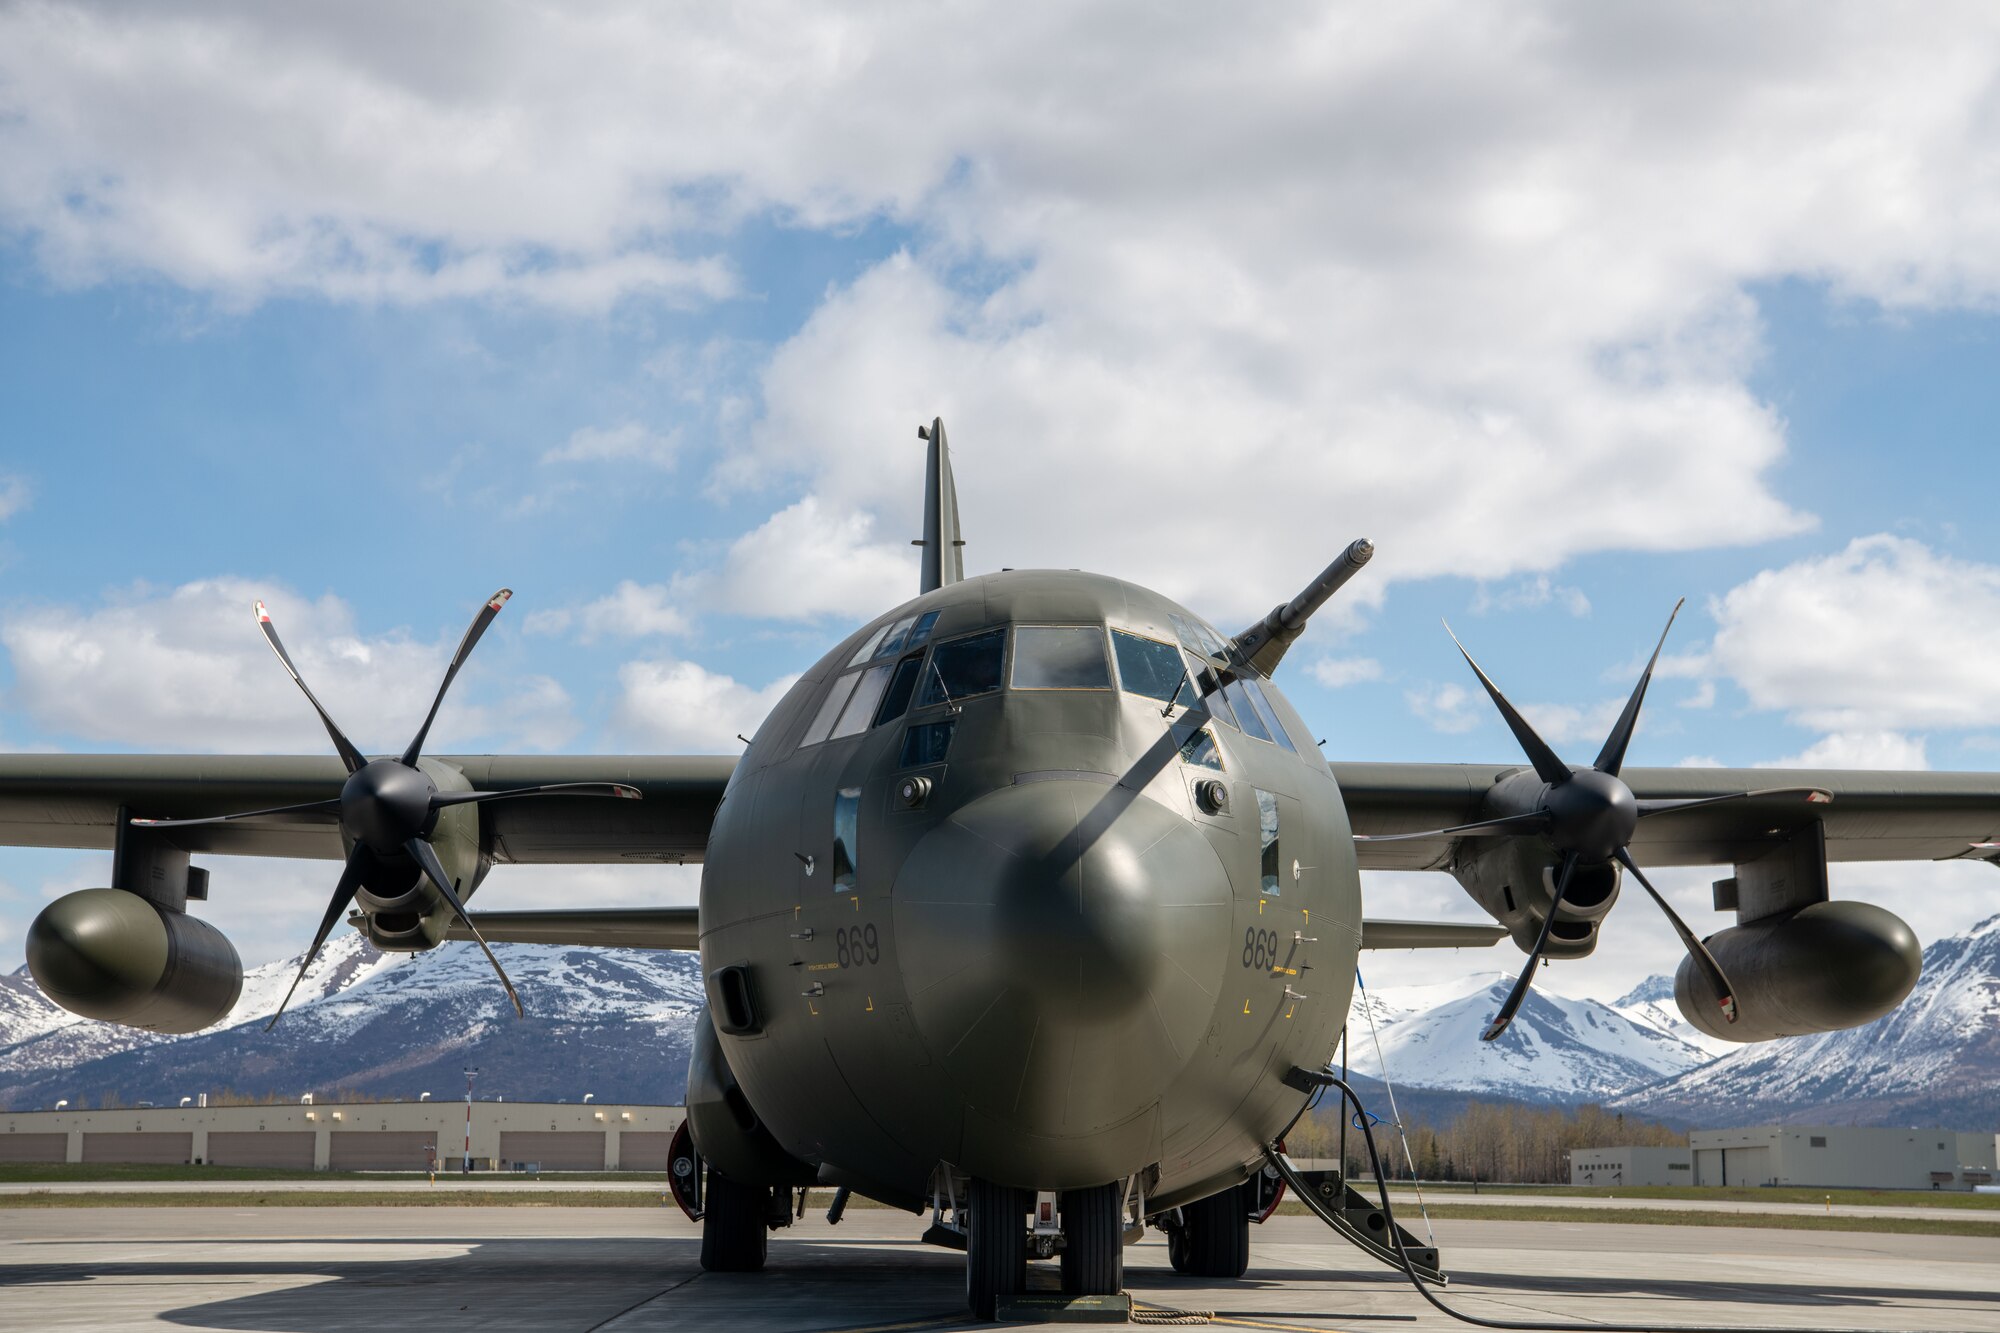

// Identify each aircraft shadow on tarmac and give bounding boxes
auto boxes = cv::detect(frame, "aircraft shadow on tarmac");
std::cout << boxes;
[4,1235,1992,1332]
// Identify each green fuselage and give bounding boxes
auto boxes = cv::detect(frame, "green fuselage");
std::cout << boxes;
[701,569,1361,1209]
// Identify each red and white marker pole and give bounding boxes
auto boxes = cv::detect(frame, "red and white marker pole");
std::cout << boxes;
[463,1067,479,1174]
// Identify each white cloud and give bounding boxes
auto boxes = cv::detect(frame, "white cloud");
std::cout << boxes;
[1473,576,1592,618]
[0,476,29,522]
[0,578,563,753]
[1309,657,1383,688]
[1707,536,2000,732]
[21,6,2000,621]
[611,657,799,753]
[704,496,915,622]
[1771,730,1930,771]
[1406,682,1482,734]
[525,581,689,642]
[542,422,678,468]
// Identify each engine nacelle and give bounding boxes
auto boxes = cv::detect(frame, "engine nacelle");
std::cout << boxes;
[1676,900,1920,1043]
[26,888,243,1034]
[1450,835,1620,958]
[686,1009,817,1188]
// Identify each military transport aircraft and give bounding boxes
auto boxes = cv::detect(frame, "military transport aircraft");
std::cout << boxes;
[3,420,1983,1319]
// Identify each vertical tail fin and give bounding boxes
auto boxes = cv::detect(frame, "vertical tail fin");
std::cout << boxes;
[917,417,965,594]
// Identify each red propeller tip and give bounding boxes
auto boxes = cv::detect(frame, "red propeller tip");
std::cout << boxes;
[1806,790,1832,804]
[255,601,271,622]
[489,589,513,610]
[614,785,641,800]
[1719,996,1738,1023]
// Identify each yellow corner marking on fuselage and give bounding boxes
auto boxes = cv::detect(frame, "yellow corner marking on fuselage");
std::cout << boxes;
[808,1000,820,1016]
[806,962,841,972]
[1284,1002,1296,1019]
[865,995,875,1012]
[1242,998,1251,1015]
[1258,897,1265,915]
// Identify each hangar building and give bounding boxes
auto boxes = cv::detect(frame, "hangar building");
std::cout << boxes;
[0,1100,685,1171]
[1571,1126,1998,1191]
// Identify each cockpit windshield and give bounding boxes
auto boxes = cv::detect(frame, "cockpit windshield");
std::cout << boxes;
[1012,625,1112,690]
[918,627,1005,707]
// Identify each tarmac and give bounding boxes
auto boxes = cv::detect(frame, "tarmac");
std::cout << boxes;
[3,1177,1986,1221]
[3,1205,1997,1332]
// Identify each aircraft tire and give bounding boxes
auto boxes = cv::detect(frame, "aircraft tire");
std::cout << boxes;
[965,1179,1027,1320]
[1180,1182,1250,1279]
[1058,1182,1124,1295]
[699,1167,769,1273]
[1166,1218,1193,1274]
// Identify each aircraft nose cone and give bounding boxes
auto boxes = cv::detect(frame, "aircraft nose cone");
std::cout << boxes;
[893,781,1230,1141]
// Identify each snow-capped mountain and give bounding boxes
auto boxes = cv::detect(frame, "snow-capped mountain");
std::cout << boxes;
[0,936,707,1110]
[1343,970,1711,1104]
[1610,974,1738,1059]
[1613,913,2000,1128]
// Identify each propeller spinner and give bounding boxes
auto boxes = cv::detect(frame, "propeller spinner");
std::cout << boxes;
[1359,600,1830,1042]
[131,590,641,1028]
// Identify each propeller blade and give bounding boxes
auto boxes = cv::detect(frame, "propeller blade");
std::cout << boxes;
[266,850,370,1031]
[1591,599,1683,778]
[1443,622,1572,787]
[1613,846,1737,1025]
[1353,810,1552,843]
[131,799,342,829]
[1481,851,1578,1042]
[429,782,643,809]
[401,590,512,767]
[1635,786,1833,819]
[256,601,368,774]
[406,836,524,1018]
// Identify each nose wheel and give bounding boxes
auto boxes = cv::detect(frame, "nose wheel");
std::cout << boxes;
[1058,1183,1125,1295]
[965,1179,1027,1320]
[699,1167,771,1272]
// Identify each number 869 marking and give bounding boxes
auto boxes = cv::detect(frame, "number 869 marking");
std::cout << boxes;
[1241,928,1281,970]
[835,924,880,969]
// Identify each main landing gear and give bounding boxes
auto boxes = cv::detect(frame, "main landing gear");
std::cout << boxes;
[1165,1181,1251,1279]
[700,1166,787,1272]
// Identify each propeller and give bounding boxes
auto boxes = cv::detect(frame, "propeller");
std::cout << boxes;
[1357,600,1831,1042]
[130,590,641,1028]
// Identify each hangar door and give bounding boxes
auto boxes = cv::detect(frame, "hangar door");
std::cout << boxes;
[0,1134,66,1163]
[498,1131,605,1170]
[1696,1146,1773,1187]
[330,1132,438,1171]
[619,1132,674,1172]
[82,1132,192,1164]
[208,1132,315,1169]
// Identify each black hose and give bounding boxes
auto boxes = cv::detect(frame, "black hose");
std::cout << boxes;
[1303,1073,1972,1333]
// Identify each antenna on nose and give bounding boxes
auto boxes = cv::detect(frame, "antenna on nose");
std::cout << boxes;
[1229,538,1375,677]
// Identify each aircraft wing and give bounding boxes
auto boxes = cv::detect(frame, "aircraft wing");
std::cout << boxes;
[0,753,736,865]
[1335,761,2000,872]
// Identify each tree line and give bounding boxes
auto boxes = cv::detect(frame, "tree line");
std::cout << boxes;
[1287,1098,1686,1184]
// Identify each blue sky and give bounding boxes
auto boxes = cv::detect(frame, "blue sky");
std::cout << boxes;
[5,3,2000,1001]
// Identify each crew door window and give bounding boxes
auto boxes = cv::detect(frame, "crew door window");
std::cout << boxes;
[1255,788,1281,895]
[831,787,861,893]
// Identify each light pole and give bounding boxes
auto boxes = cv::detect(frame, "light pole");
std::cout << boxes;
[462,1067,479,1174]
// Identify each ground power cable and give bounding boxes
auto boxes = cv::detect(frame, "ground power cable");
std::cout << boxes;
[1354,968,1436,1248]
[1275,1072,1981,1333]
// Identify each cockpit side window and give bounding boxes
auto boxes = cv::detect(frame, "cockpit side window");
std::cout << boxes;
[1223,679,1272,742]
[918,628,1005,707]
[846,624,890,667]
[801,672,861,747]
[1012,625,1112,690]
[1239,678,1298,753]
[874,653,925,726]
[1112,629,1194,705]
[830,663,894,740]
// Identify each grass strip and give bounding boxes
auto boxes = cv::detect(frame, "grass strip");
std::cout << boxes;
[1275,1200,2000,1236]
[0,1189,669,1209]
[1377,1182,2000,1210]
